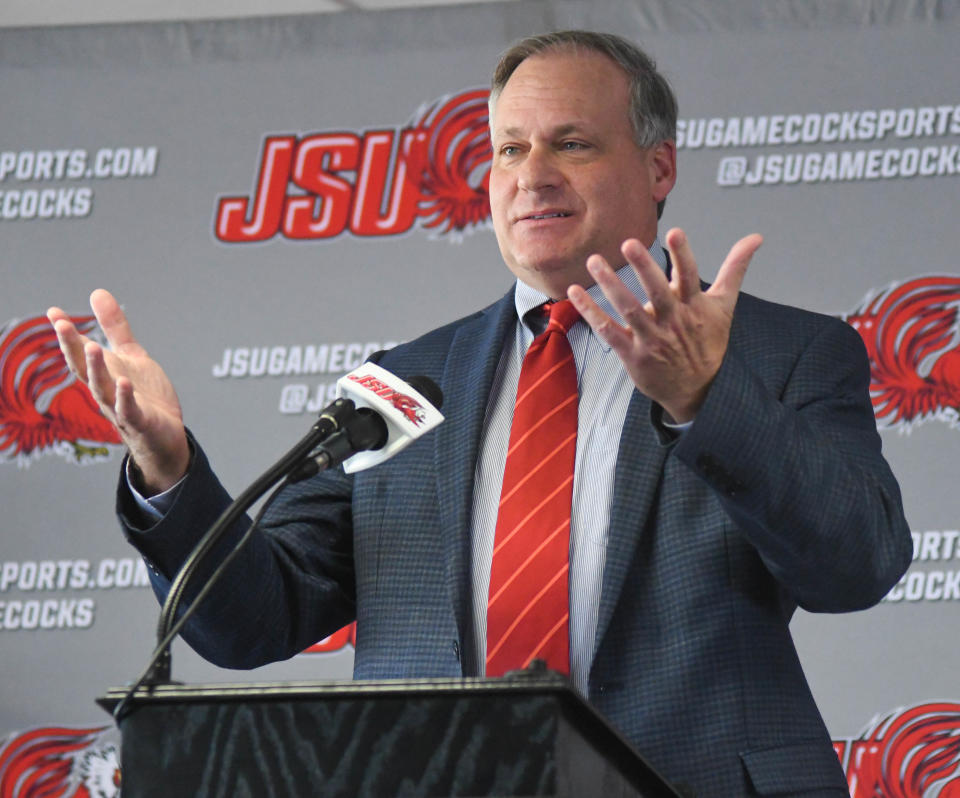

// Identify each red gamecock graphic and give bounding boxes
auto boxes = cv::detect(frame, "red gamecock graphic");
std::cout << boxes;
[214,87,493,243]
[834,701,960,797]
[842,275,960,430]
[387,392,428,427]
[0,314,121,464]
[415,88,493,236]
[0,725,120,798]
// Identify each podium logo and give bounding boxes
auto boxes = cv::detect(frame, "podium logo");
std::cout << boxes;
[0,314,121,465]
[214,88,493,244]
[842,275,960,431]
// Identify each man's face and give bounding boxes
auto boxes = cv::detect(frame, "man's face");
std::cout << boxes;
[488,49,675,299]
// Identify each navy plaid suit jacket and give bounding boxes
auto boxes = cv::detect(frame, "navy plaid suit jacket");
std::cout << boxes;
[121,285,911,796]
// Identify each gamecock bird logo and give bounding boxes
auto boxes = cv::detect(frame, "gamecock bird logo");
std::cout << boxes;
[836,701,960,797]
[0,313,121,464]
[842,275,960,430]
[415,88,493,236]
[0,725,120,798]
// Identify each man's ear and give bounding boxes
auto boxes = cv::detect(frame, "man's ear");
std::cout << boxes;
[649,139,677,204]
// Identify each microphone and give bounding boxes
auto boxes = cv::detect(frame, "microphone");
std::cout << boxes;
[335,362,444,473]
[286,407,386,482]
[288,364,444,481]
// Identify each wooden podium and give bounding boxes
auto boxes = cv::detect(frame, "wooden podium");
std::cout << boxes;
[99,671,682,797]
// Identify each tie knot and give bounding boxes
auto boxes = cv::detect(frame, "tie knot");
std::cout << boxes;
[543,299,580,335]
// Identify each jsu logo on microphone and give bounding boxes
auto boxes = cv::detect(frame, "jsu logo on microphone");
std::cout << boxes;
[347,374,427,427]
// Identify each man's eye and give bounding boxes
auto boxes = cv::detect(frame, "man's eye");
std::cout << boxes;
[561,141,587,151]
[500,145,520,157]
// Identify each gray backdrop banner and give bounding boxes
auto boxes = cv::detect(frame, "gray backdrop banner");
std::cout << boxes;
[1,1,958,793]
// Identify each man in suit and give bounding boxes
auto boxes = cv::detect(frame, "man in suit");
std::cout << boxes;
[49,31,911,796]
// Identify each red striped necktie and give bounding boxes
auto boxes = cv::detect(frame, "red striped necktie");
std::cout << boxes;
[486,299,580,677]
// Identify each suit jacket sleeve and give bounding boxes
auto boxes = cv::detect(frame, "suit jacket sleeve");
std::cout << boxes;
[117,434,358,668]
[669,300,912,612]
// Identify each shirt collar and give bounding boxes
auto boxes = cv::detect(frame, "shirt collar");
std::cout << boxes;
[513,237,667,343]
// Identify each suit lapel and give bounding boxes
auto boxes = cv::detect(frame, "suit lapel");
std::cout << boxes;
[593,389,670,652]
[435,290,516,661]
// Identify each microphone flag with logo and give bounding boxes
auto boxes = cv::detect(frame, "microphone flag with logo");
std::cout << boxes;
[336,362,444,473]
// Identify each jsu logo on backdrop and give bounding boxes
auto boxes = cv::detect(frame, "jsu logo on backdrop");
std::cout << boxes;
[213,89,493,242]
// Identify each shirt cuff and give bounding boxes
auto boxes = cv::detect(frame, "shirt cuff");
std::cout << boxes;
[125,458,186,521]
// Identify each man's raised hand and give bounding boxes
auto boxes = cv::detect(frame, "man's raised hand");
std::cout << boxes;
[568,227,763,423]
[47,289,190,494]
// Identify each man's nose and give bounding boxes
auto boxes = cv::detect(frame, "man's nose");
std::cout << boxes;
[517,147,561,192]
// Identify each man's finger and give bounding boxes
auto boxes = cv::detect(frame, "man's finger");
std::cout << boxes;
[90,289,142,353]
[115,376,144,432]
[46,306,70,326]
[48,313,90,383]
[620,239,675,319]
[84,341,117,413]
[709,233,763,299]
[585,253,658,337]
[567,282,635,353]
[663,227,701,302]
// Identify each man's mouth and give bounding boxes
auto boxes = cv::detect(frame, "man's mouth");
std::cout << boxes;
[520,211,571,221]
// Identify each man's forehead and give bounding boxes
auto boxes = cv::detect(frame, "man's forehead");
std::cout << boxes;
[491,52,629,126]
[503,47,628,88]
[493,121,593,141]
